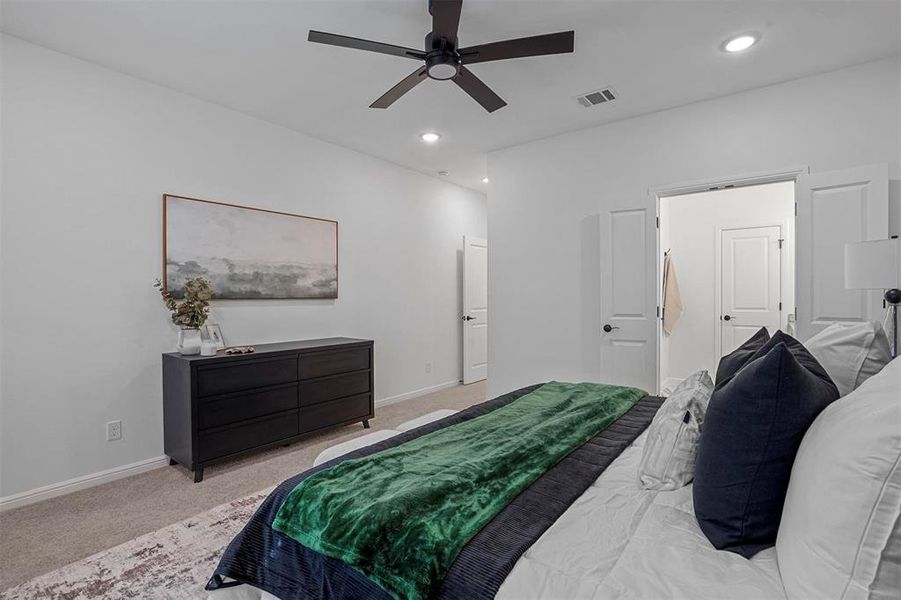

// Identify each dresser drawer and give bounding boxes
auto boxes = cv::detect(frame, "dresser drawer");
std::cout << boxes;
[300,394,371,434]
[299,347,370,380]
[197,384,298,430]
[300,370,371,406]
[197,411,298,462]
[197,358,297,397]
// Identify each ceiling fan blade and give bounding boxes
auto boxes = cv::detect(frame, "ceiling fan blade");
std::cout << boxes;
[370,67,429,109]
[430,0,463,43]
[452,66,506,113]
[459,31,574,64]
[308,30,426,60]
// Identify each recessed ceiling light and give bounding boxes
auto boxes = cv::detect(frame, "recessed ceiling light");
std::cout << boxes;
[420,132,441,143]
[723,34,758,53]
[481,177,490,184]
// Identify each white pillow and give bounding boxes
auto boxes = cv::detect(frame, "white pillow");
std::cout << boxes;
[637,370,713,491]
[804,321,892,396]
[777,357,901,600]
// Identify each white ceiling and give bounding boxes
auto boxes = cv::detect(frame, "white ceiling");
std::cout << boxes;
[2,1,899,191]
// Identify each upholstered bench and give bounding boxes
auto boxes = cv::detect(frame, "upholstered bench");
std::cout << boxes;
[313,430,400,466]
[312,409,461,466]
[396,409,459,432]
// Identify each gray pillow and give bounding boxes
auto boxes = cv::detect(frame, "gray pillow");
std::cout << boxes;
[637,370,713,491]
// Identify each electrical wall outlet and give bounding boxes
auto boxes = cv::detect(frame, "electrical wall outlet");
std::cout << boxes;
[425,362,432,373]
[106,420,122,442]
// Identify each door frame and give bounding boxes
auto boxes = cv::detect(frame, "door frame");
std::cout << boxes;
[713,223,788,362]
[650,165,808,392]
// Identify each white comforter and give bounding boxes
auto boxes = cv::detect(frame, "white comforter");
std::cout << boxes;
[497,431,786,599]
[212,431,786,600]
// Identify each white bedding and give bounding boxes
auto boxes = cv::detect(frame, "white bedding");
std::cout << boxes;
[212,430,786,600]
[497,430,786,599]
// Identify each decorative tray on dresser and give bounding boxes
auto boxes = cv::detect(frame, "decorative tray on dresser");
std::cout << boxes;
[163,337,374,482]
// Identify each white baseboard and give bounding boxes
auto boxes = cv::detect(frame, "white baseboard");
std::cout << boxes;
[0,455,170,512]
[375,379,461,408]
[1,381,464,512]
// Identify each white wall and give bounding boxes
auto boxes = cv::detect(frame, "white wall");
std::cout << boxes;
[0,36,486,499]
[660,183,795,383]
[487,56,900,398]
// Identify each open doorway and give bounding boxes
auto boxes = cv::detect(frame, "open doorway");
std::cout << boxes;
[658,181,795,391]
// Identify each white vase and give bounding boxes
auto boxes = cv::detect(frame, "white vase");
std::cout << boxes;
[177,328,202,355]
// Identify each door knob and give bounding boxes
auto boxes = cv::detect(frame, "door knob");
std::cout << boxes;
[603,324,620,333]
[722,315,732,321]
[462,315,475,321]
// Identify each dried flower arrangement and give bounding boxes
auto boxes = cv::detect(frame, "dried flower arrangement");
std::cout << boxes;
[154,277,213,329]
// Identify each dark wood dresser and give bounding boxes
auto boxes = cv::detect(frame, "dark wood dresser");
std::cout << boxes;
[163,337,374,482]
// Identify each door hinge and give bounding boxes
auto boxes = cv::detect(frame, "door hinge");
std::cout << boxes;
[656,216,660,229]
[777,238,784,249]
[794,202,798,216]
[656,306,660,318]
[779,301,782,311]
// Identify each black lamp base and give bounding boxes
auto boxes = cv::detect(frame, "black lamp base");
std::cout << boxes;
[885,289,900,358]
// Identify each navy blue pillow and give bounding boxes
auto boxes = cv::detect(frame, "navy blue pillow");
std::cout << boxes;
[693,339,839,558]
[714,327,770,388]
[716,330,829,391]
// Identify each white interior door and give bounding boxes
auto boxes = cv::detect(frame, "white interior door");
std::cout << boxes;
[463,236,488,384]
[796,164,888,340]
[719,226,783,357]
[599,208,657,391]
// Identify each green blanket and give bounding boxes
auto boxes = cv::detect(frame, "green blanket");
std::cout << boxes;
[272,381,645,600]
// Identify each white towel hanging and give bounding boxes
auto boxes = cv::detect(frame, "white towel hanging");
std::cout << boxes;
[662,253,683,335]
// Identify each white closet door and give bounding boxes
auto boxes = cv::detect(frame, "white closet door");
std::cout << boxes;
[463,236,488,384]
[719,225,783,357]
[796,164,888,340]
[599,207,657,391]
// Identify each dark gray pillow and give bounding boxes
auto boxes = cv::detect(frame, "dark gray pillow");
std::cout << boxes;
[693,339,839,558]
[714,327,770,388]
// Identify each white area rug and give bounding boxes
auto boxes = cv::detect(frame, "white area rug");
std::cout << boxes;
[1,489,272,600]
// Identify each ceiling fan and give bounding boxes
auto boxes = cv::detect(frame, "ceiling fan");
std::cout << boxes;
[308,0,575,113]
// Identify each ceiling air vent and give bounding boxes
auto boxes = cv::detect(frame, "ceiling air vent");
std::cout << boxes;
[576,87,617,107]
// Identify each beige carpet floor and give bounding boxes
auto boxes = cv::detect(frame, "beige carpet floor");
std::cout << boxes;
[0,381,486,591]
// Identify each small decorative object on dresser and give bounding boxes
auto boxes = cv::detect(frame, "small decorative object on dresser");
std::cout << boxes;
[200,337,218,357]
[163,338,374,482]
[225,346,256,354]
[205,323,226,349]
[154,277,213,355]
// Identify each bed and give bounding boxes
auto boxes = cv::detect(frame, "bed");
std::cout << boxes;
[208,352,900,600]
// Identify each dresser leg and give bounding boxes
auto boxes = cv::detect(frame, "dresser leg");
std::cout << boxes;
[169,458,177,466]
[362,419,371,429]
[194,467,204,483]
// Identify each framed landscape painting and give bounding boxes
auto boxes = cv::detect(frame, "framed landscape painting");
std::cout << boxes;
[163,194,338,299]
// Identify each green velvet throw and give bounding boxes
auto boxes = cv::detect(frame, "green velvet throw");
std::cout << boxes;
[272,381,645,600]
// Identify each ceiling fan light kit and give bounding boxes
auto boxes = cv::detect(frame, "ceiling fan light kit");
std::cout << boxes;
[307,0,575,113]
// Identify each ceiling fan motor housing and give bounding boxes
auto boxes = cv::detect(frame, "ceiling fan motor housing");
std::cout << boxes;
[425,51,460,80]
[423,31,460,80]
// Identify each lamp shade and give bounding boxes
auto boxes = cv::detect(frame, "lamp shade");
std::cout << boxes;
[844,238,901,290]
